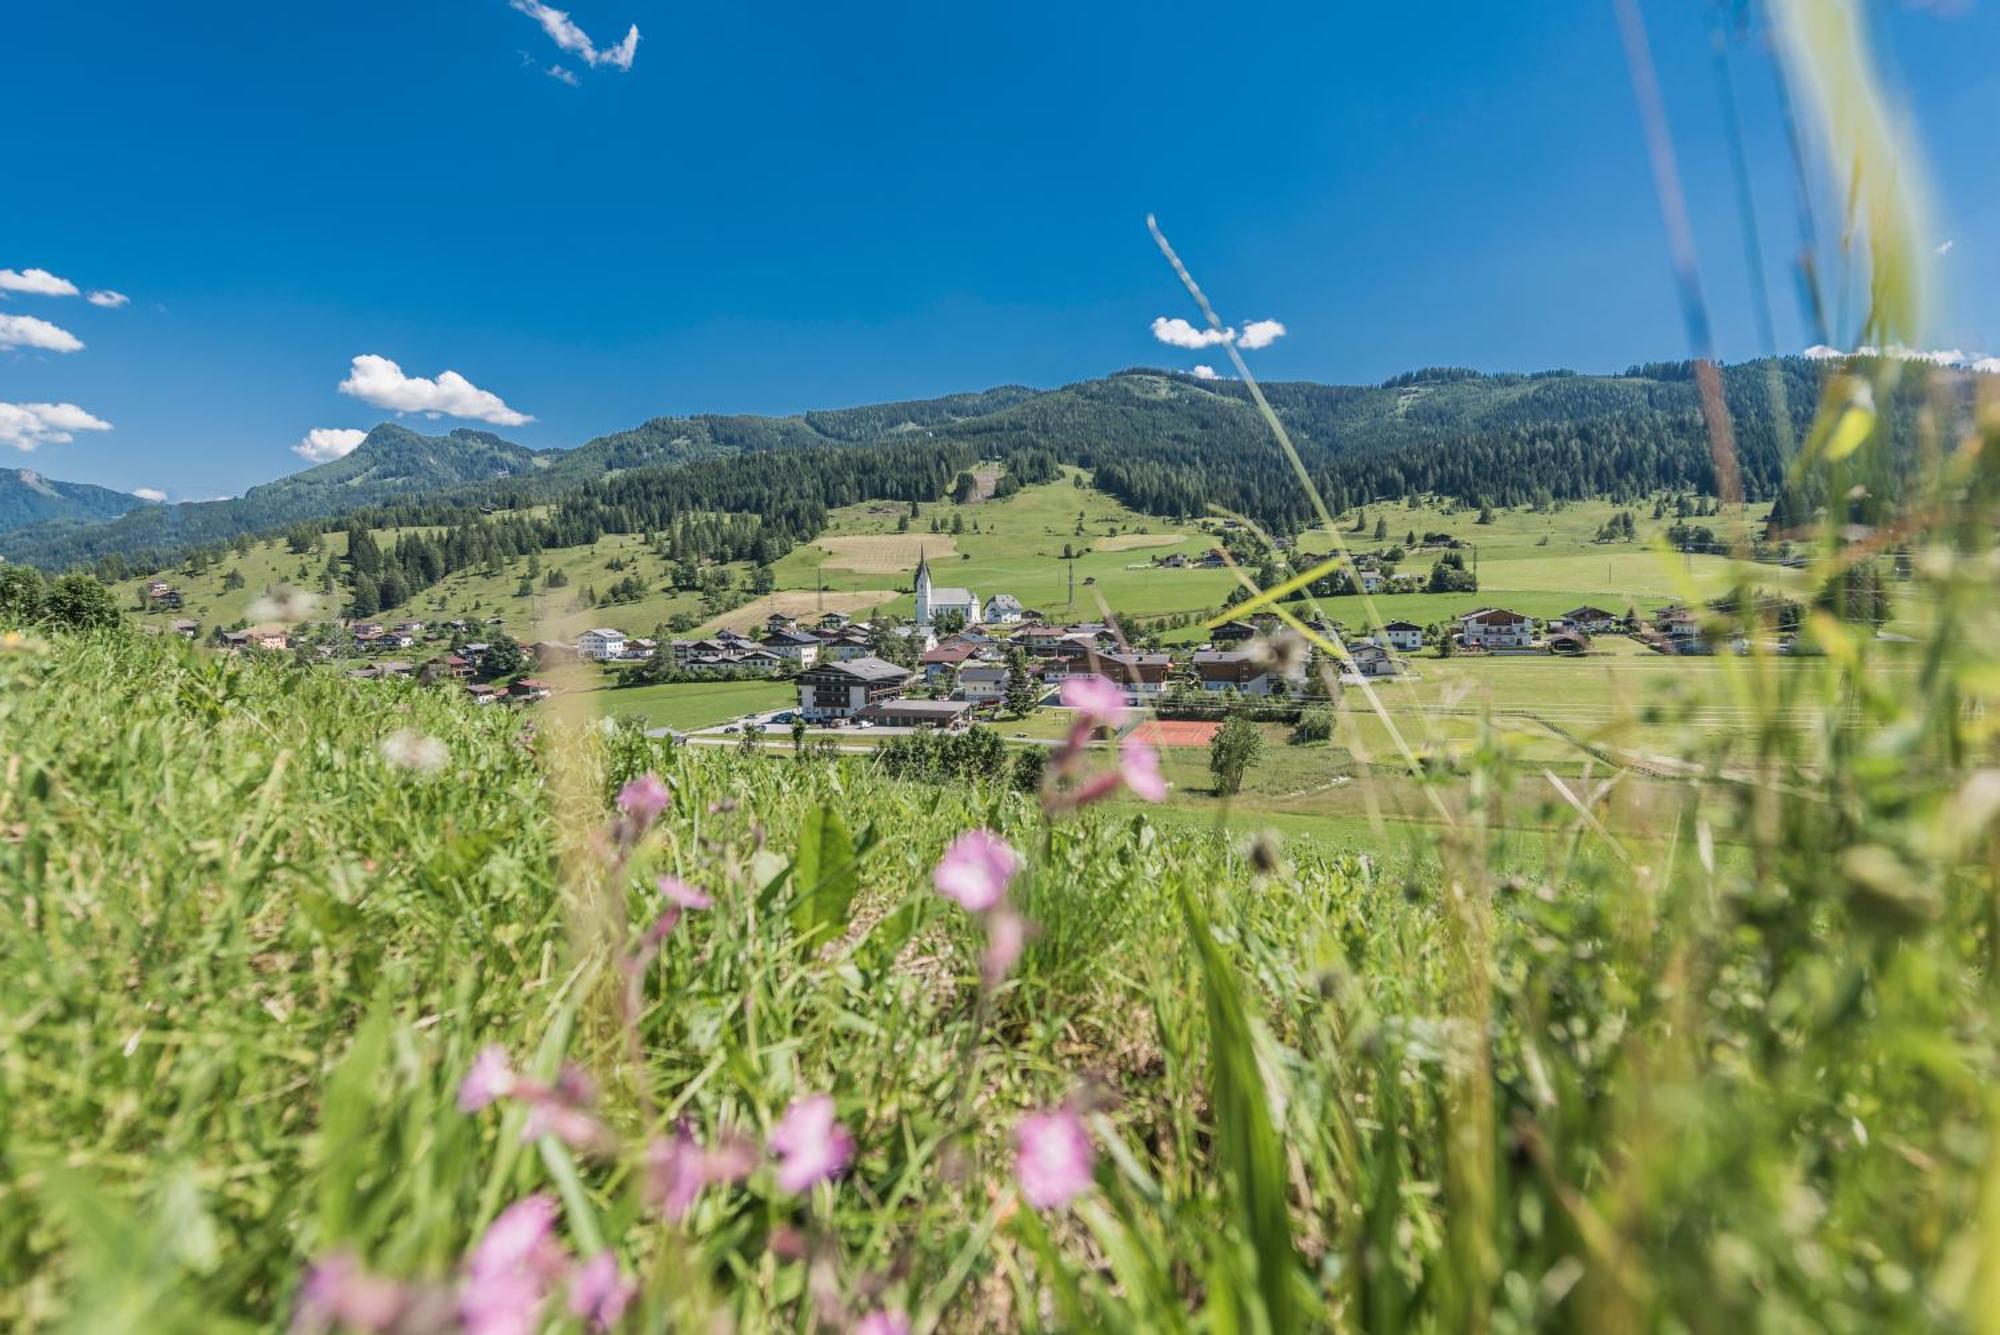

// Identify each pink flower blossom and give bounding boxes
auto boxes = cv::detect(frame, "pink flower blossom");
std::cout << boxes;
[468,1196,561,1281]
[616,773,671,827]
[1061,674,1131,730]
[1015,1108,1095,1210]
[932,829,1021,913]
[657,875,713,910]
[1118,737,1167,802]
[769,1093,854,1194]
[458,1045,518,1112]
[461,1195,566,1335]
[855,1311,911,1335]
[521,1099,610,1152]
[293,1253,410,1334]
[567,1251,635,1331]
[982,908,1028,987]
[646,1123,758,1222]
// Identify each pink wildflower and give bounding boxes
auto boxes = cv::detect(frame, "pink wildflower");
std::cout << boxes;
[458,1045,517,1112]
[657,874,713,910]
[1061,674,1131,730]
[932,829,1021,913]
[982,907,1028,988]
[616,772,671,827]
[521,1099,610,1152]
[461,1195,566,1335]
[769,1093,854,1194]
[292,1253,409,1334]
[567,1251,636,1331]
[1015,1108,1095,1210]
[1118,736,1167,802]
[646,1123,758,1222]
[855,1311,912,1335]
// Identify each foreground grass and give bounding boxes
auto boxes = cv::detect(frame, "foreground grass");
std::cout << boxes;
[5,617,1996,1332]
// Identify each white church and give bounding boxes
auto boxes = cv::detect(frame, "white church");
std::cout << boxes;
[913,549,981,627]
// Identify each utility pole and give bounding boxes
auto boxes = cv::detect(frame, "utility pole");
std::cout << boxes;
[1067,556,1075,611]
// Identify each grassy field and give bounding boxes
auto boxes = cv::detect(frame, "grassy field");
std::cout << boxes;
[594,678,795,732]
[4,594,1991,1330]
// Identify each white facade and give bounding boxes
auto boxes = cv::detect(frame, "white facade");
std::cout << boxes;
[1379,621,1425,652]
[578,628,628,661]
[1459,611,1535,649]
[983,593,1026,624]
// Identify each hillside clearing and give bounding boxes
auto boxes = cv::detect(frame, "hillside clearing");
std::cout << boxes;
[1093,531,1187,551]
[696,588,893,635]
[815,534,958,574]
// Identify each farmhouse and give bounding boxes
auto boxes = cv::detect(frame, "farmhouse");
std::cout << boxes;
[913,550,980,628]
[1346,643,1405,678]
[144,579,183,610]
[797,655,910,722]
[577,627,628,661]
[509,678,552,702]
[1458,608,1535,650]
[1087,651,1174,702]
[920,641,977,686]
[1191,650,1297,696]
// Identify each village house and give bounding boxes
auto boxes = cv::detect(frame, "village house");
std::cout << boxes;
[858,698,974,730]
[509,678,552,703]
[1559,605,1623,635]
[1547,630,1592,655]
[168,618,201,639]
[1210,619,1258,645]
[816,611,852,632]
[1346,643,1405,678]
[1377,620,1425,652]
[1457,608,1536,650]
[1191,649,1303,696]
[760,628,822,669]
[981,593,1026,625]
[820,629,877,662]
[577,627,628,661]
[1085,651,1174,702]
[766,613,799,635]
[421,654,473,683]
[465,683,504,705]
[144,579,183,610]
[920,641,977,687]
[797,655,910,722]
[954,664,1011,704]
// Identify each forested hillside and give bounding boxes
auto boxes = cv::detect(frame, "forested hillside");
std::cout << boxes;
[5,357,1848,575]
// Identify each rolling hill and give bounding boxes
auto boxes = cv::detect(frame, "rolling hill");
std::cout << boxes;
[2,359,1833,571]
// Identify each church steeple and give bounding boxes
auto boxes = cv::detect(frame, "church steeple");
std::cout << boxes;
[914,547,932,626]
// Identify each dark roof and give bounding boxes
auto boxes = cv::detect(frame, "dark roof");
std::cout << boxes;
[1380,620,1423,632]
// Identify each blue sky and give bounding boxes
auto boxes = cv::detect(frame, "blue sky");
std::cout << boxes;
[5,0,1997,499]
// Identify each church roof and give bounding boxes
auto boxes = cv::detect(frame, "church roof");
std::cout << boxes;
[928,587,977,605]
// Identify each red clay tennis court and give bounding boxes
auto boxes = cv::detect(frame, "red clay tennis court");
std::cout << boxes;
[1131,719,1220,747]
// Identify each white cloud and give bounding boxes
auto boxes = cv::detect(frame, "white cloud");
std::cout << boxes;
[337,354,534,426]
[0,267,79,298]
[293,426,369,463]
[546,64,580,86]
[1803,343,2000,373]
[0,313,84,353]
[1150,315,1286,351]
[133,487,167,502]
[0,401,113,451]
[87,289,130,308]
[1936,239,1955,256]
[1190,364,1220,380]
[1151,316,1233,349]
[1237,318,1287,350]
[510,0,639,71]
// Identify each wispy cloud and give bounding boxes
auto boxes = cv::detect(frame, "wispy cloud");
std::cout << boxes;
[0,267,79,298]
[87,289,130,308]
[546,64,580,86]
[338,354,533,426]
[1190,364,1221,381]
[0,313,84,353]
[1237,319,1287,350]
[1935,239,1955,256]
[510,0,639,71]
[0,401,112,451]
[293,427,369,463]
[133,487,167,502]
[1151,315,1287,351]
